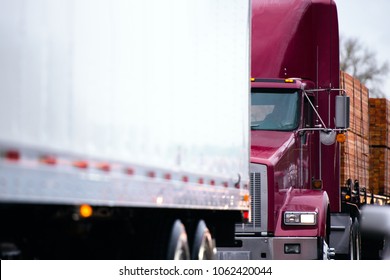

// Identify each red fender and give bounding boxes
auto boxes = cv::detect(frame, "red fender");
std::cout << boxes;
[274,188,330,238]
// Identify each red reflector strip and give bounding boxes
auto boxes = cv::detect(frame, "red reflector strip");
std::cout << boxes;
[40,156,57,165]
[243,211,249,220]
[5,150,20,161]
[73,161,88,169]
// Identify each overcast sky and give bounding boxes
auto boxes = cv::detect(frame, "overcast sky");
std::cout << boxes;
[336,0,390,99]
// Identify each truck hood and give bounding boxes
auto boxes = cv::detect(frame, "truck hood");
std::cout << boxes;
[251,130,295,166]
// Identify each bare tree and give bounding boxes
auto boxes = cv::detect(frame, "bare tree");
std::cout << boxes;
[340,35,389,97]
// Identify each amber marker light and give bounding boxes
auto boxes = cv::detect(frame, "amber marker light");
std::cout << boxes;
[336,133,346,143]
[312,179,323,190]
[79,204,93,218]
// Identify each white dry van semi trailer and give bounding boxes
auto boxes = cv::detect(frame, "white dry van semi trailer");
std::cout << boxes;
[0,0,250,259]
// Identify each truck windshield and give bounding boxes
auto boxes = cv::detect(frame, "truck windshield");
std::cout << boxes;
[251,89,300,131]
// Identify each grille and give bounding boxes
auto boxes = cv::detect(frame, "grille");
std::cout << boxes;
[236,163,267,233]
[250,172,262,229]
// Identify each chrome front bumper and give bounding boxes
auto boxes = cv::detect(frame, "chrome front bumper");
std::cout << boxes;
[217,236,322,260]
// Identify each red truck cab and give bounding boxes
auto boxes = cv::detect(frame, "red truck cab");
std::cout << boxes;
[245,77,334,259]
[218,0,356,260]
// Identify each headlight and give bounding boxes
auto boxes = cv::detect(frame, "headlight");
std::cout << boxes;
[284,211,317,226]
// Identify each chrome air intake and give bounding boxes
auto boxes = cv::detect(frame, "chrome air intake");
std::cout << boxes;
[236,163,268,234]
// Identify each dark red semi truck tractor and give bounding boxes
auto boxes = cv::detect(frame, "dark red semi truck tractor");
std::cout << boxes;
[218,0,369,260]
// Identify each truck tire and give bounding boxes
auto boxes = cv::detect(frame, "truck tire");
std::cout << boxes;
[167,220,190,260]
[191,220,216,260]
[0,242,21,259]
[350,220,361,260]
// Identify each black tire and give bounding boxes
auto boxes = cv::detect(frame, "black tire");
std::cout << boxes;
[0,242,21,259]
[167,220,190,260]
[349,220,361,260]
[191,220,216,260]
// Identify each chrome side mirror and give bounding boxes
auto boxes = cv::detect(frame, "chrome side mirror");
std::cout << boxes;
[335,95,350,129]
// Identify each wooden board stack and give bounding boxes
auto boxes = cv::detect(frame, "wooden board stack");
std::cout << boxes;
[369,98,390,195]
[340,71,370,191]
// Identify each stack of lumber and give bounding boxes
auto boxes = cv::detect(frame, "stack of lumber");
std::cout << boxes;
[369,98,390,147]
[340,132,370,188]
[369,98,390,196]
[340,71,370,190]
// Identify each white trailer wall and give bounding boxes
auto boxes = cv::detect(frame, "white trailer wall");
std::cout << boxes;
[0,0,250,182]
